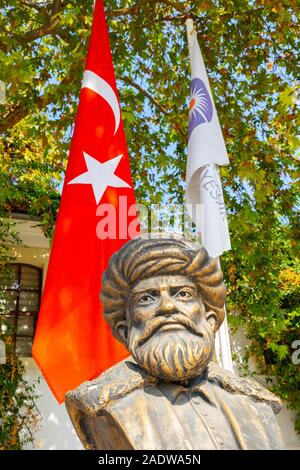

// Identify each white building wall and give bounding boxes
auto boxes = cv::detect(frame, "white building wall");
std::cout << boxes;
[22,358,83,450]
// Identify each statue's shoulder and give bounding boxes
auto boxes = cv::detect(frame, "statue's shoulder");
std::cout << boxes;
[65,357,151,417]
[207,362,282,414]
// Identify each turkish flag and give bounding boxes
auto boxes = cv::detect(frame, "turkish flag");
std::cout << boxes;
[32,0,137,403]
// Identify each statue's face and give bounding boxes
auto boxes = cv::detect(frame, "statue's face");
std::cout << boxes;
[124,275,217,381]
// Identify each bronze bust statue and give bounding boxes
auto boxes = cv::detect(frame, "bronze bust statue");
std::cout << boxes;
[66,234,285,450]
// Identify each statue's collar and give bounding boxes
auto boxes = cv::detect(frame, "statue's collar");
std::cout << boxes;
[154,367,218,407]
[66,356,282,417]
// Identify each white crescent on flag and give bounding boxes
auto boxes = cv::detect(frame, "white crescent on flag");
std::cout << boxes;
[82,69,120,135]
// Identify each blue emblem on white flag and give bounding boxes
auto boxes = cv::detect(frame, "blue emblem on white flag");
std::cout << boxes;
[188,78,213,140]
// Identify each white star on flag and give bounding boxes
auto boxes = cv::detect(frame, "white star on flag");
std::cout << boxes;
[67,152,131,204]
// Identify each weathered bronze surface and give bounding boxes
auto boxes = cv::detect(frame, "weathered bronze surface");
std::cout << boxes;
[66,234,285,450]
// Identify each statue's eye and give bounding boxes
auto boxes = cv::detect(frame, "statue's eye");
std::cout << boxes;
[138,294,155,304]
[174,290,192,299]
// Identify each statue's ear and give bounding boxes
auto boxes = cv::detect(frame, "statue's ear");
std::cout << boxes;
[206,311,218,333]
[115,321,128,345]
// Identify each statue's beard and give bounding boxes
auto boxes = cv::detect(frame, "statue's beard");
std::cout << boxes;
[129,314,214,381]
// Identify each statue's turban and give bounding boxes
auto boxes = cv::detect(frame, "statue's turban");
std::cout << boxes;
[101,234,226,337]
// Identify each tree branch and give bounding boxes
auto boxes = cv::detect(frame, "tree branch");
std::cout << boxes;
[1,0,191,52]
[107,0,150,18]
[122,77,168,117]
[121,76,185,136]
[22,1,51,12]
[158,0,188,13]
[0,64,78,133]
[107,0,189,18]
[0,0,63,52]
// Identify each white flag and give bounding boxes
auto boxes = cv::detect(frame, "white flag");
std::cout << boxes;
[185,19,231,258]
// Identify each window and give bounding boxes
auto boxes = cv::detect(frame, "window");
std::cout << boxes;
[0,264,42,357]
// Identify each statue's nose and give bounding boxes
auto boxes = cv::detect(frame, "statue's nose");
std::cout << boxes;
[158,293,175,315]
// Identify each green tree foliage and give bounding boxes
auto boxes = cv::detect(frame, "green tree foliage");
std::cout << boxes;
[0,346,40,449]
[0,0,299,432]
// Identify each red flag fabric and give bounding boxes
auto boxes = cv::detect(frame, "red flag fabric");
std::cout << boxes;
[32,0,138,403]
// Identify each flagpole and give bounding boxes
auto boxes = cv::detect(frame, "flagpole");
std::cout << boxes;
[186,18,194,55]
[215,258,234,372]
[186,19,234,373]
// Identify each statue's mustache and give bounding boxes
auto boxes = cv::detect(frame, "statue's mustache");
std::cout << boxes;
[136,313,203,347]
